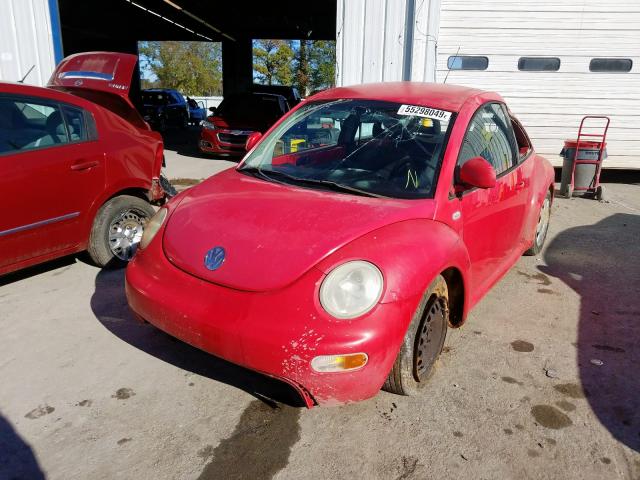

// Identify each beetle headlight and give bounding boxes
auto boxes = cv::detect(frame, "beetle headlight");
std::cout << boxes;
[140,208,167,250]
[319,261,384,319]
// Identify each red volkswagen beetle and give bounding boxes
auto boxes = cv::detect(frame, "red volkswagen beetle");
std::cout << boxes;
[126,83,554,406]
[0,52,168,276]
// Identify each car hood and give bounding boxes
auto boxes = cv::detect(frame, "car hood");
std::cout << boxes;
[210,115,266,132]
[162,169,436,291]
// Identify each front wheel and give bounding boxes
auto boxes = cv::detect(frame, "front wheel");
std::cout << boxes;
[383,275,449,396]
[524,190,552,256]
[88,195,155,268]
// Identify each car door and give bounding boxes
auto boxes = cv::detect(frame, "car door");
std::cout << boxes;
[456,102,526,298]
[0,94,105,270]
[509,114,537,247]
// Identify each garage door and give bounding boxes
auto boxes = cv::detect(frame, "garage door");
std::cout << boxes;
[436,0,640,168]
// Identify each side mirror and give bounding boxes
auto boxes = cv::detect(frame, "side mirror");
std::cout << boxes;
[208,106,217,114]
[457,157,496,189]
[245,132,262,151]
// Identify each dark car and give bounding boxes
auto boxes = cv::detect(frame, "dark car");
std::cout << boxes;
[0,52,169,276]
[141,89,188,131]
[199,92,289,156]
[252,84,302,108]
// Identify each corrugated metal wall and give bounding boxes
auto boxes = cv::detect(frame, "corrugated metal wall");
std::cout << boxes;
[436,0,640,168]
[0,0,58,86]
[336,0,441,86]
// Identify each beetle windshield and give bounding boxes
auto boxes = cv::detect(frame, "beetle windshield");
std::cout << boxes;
[240,99,454,199]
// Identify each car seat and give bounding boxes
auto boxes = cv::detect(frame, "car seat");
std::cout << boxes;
[26,111,72,148]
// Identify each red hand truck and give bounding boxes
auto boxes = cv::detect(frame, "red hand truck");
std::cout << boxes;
[565,115,610,200]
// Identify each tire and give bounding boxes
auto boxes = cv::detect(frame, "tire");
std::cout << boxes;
[524,190,552,256]
[595,185,604,201]
[88,195,155,268]
[383,275,449,396]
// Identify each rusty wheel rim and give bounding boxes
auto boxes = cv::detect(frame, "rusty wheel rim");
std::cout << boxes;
[414,298,446,381]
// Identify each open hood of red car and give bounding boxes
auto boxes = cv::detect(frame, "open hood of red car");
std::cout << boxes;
[162,169,435,292]
[48,51,138,99]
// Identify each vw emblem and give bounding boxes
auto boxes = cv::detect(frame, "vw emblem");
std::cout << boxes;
[74,79,83,86]
[204,246,225,271]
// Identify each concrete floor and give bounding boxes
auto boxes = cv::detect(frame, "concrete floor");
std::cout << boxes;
[1,141,639,479]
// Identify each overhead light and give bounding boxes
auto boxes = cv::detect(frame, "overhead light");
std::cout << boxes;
[163,0,182,9]
[162,0,236,41]
[125,0,213,40]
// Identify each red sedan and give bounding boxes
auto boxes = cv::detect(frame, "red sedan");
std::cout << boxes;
[126,83,554,406]
[0,52,167,276]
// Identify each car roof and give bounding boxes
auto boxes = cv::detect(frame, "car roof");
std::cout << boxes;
[0,81,94,107]
[310,82,501,113]
[143,89,180,94]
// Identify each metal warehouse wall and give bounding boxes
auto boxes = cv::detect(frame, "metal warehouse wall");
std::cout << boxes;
[336,0,442,86]
[0,0,61,86]
[436,0,640,168]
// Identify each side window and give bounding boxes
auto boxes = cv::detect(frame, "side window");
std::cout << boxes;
[511,116,532,161]
[458,103,517,175]
[62,106,88,142]
[0,97,68,155]
[355,122,375,141]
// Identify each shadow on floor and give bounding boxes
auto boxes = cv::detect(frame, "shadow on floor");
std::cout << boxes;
[0,414,45,479]
[541,212,640,452]
[89,268,305,408]
[0,254,79,287]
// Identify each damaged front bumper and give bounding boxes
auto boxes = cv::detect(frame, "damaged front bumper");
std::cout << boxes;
[125,232,413,407]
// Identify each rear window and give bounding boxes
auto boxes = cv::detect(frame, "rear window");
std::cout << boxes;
[518,57,561,71]
[447,56,488,71]
[216,94,285,122]
[589,58,633,72]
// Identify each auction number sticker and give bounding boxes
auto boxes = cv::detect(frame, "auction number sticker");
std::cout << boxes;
[397,104,452,121]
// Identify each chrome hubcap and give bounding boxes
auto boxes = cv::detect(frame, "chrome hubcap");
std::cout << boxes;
[535,198,551,246]
[108,210,146,261]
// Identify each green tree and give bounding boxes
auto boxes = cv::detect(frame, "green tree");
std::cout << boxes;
[252,40,295,85]
[139,41,222,96]
[308,40,336,93]
[295,40,310,96]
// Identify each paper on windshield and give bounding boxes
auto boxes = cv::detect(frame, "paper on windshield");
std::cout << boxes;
[397,104,452,121]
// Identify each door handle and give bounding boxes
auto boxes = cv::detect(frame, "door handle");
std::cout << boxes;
[515,181,526,190]
[71,160,99,171]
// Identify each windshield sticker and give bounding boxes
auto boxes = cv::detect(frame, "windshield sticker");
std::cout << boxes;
[397,104,452,121]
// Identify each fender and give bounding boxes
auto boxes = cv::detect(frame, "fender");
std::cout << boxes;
[78,178,154,247]
[316,218,471,320]
[523,154,555,245]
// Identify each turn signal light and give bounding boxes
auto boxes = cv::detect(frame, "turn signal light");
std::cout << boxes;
[310,353,368,373]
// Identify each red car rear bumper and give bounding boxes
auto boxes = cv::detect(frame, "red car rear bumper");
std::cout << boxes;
[125,233,415,407]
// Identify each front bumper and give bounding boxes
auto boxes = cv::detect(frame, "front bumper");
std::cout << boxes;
[125,233,416,406]
[199,128,252,156]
